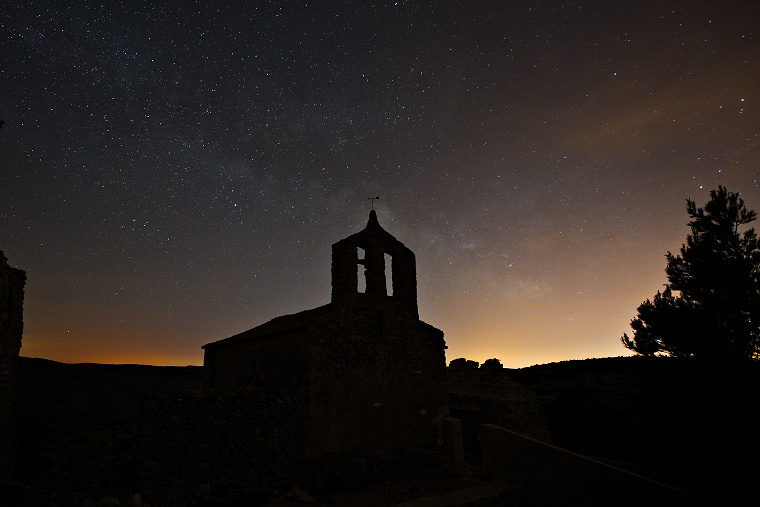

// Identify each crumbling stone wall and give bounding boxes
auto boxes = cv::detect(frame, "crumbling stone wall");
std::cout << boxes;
[137,387,308,506]
[449,392,552,443]
[447,359,552,462]
[0,251,26,482]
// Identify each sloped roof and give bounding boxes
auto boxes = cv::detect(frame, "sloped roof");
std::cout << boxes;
[202,302,443,350]
[202,303,340,349]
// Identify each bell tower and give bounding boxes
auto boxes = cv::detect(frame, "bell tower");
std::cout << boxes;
[331,210,418,319]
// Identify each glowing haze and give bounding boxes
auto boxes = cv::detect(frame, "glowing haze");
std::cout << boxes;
[2,1,758,367]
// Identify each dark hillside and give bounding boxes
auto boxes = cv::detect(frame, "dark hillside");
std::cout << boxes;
[13,357,202,502]
[506,356,760,500]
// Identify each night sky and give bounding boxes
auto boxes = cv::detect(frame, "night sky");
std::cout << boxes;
[2,1,758,367]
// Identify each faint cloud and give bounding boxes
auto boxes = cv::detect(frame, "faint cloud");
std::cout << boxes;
[556,50,758,159]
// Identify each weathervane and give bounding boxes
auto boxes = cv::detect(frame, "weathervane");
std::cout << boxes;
[367,196,380,210]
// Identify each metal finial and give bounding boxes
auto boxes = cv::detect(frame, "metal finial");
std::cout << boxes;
[367,196,380,210]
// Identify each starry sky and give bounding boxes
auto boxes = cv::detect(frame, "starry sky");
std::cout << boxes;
[2,0,758,367]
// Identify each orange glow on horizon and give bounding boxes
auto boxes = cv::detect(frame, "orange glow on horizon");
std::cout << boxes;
[20,329,204,367]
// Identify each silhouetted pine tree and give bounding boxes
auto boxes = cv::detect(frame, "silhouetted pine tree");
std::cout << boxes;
[622,186,760,360]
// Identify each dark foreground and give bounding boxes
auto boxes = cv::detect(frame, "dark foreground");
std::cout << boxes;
[8,355,759,505]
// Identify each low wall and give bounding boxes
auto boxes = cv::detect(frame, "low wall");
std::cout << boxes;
[449,392,551,443]
[137,387,308,506]
[137,386,460,506]
[480,424,692,506]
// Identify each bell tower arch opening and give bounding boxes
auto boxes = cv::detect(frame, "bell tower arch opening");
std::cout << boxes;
[357,247,366,293]
[385,252,393,296]
[330,210,418,318]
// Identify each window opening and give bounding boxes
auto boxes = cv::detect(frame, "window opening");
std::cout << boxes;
[357,247,366,293]
[385,253,393,296]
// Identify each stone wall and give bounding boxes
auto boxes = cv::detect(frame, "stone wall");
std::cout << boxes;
[136,387,308,506]
[136,386,455,506]
[447,360,551,444]
[203,301,448,458]
[206,331,307,390]
[0,251,26,482]
[305,310,448,456]
[446,359,551,464]
[449,393,551,444]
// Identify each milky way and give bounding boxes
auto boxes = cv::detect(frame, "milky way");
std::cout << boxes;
[2,0,758,366]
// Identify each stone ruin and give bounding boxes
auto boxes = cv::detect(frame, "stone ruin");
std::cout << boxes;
[137,211,458,505]
[202,209,448,454]
[0,251,26,483]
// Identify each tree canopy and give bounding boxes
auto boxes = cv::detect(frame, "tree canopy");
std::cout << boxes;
[622,186,760,361]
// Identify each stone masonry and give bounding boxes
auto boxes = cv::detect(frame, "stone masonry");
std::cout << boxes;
[0,251,26,482]
[202,210,449,456]
[137,212,454,505]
